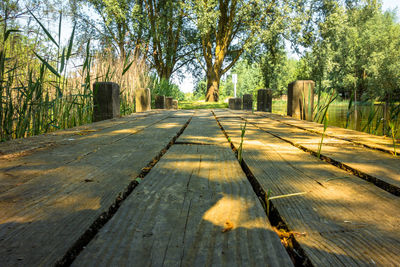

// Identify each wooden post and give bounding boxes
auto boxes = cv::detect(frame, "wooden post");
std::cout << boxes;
[229,97,242,110]
[266,89,272,112]
[242,94,253,110]
[165,97,173,109]
[93,82,120,122]
[135,88,151,112]
[257,89,272,112]
[172,100,178,110]
[287,80,314,120]
[155,95,166,109]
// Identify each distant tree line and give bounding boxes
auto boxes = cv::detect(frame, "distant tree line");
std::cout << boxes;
[2,0,400,105]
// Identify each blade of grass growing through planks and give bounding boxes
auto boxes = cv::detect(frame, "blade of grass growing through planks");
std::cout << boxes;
[265,190,307,217]
[317,113,328,159]
[238,122,247,163]
[317,90,337,159]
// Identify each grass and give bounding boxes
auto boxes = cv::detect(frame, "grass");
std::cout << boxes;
[265,190,307,217]
[179,100,228,109]
[237,122,247,163]
[317,90,337,158]
[0,12,149,141]
[272,99,400,140]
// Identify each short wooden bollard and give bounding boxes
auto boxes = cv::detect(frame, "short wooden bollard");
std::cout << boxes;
[287,80,314,120]
[229,97,242,110]
[242,94,253,110]
[93,82,120,122]
[155,95,166,109]
[165,97,173,109]
[135,88,151,112]
[172,99,178,109]
[257,89,272,112]
[266,89,272,112]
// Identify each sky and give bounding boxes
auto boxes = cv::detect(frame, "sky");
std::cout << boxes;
[383,0,400,12]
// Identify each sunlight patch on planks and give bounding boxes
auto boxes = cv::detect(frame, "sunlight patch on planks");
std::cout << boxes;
[214,109,400,266]
[72,144,292,266]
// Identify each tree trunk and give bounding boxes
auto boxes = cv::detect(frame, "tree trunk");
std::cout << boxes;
[159,67,173,82]
[206,69,220,102]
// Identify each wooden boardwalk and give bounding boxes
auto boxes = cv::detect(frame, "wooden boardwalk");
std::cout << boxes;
[214,109,400,266]
[1,109,399,266]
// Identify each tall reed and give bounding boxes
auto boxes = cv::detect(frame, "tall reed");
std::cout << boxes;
[0,12,149,141]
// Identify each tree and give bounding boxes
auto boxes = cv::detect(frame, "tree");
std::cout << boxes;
[188,0,277,102]
[301,0,400,101]
[144,0,197,81]
[70,0,146,59]
[361,10,400,101]
[220,59,263,98]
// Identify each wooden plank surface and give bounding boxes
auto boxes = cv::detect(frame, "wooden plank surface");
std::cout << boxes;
[214,109,400,266]
[0,111,176,192]
[177,110,228,145]
[0,110,166,158]
[221,109,400,194]
[0,110,193,266]
[255,111,400,155]
[72,110,292,266]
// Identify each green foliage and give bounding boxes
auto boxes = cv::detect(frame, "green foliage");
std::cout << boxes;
[71,0,143,57]
[317,90,338,159]
[217,55,297,99]
[262,54,298,97]
[0,7,147,141]
[193,79,207,100]
[186,0,291,101]
[149,76,185,102]
[297,2,400,102]
[221,60,264,98]
[179,100,227,109]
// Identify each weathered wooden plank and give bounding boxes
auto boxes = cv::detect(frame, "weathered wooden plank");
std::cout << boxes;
[0,111,193,266]
[177,109,228,145]
[0,111,177,193]
[218,109,400,193]
[72,144,293,266]
[0,110,167,158]
[214,110,400,266]
[248,115,400,193]
[256,111,399,156]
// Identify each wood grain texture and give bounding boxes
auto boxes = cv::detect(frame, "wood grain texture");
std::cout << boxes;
[255,111,399,156]
[214,110,400,266]
[73,112,292,266]
[0,110,193,266]
[218,109,400,193]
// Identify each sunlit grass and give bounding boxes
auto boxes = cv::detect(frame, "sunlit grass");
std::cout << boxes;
[179,100,228,109]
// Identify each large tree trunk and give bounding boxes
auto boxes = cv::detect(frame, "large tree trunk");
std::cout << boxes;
[159,67,173,82]
[206,68,220,102]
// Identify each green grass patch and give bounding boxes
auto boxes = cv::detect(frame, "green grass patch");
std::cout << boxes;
[179,100,228,109]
